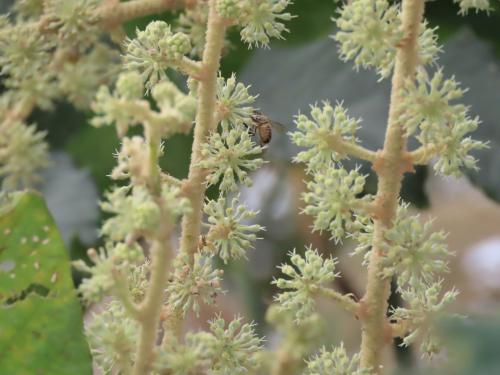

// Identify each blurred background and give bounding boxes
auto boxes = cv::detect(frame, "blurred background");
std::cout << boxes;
[4,1,500,374]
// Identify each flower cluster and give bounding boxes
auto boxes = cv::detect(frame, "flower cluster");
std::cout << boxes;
[167,254,224,317]
[216,74,257,133]
[302,166,367,242]
[334,0,439,79]
[154,335,210,374]
[353,204,453,287]
[274,248,339,323]
[73,242,144,304]
[454,0,492,14]
[304,344,370,375]
[92,71,196,137]
[58,45,120,110]
[198,127,265,192]
[401,68,487,176]
[44,0,100,47]
[391,281,459,356]
[207,316,264,374]
[86,301,139,373]
[203,196,264,263]
[176,2,210,57]
[124,21,191,88]
[238,0,293,48]
[0,121,49,190]
[290,102,361,172]
[266,304,325,364]
[100,186,161,241]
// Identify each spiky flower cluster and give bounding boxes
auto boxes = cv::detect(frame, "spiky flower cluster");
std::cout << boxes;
[44,0,100,46]
[302,166,367,242]
[274,248,339,323]
[354,204,453,287]
[198,127,265,192]
[0,120,49,190]
[238,0,293,48]
[208,316,264,374]
[124,21,191,88]
[304,344,370,375]
[334,0,439,79]
[290,102,361,172]
[167,254,223,317]
[203,196,264,263]
[73,242,144,304]
[86,301,139,373]
[391,281,459,356]
[401,68,487,176]
[216,74,257,133]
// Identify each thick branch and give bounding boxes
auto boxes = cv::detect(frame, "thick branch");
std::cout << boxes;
[97,0,188,27]
[178,0,227,263]
[359,0,425,372]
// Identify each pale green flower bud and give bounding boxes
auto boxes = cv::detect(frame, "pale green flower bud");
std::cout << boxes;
[353,203,453,288]
[391,280,459,357]
[207,316,264,375]
[124,21,191,89]
[100,186,161,241]
[116,71,144,101]
[177,3,210,58]
[73,242,144,304]
[216,74,257,133]
[290,102,361,173]
[86,301,139,374]
[454,0,491,14]
[44,0,100,47]
[303,165,368,242]
[216,0,240,19]
[305,344,371,375]
[167,254,223,317]
[58,45,120,110]
[198,127,265,192]
[400,68,487,177]
[0,121,49,190]
[334,0,441,79]
[239,0,293,48]
[273,247,339,323]
[203,196,264,263]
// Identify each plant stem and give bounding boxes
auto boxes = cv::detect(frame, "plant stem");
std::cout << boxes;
[98,0,188,27]
[132,235,174,375]
[179,0,227,264]
[131,135,173,375]
[359,0,425,372]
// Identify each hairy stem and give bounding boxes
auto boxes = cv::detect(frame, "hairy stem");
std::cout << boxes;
[179,0,227,263]
[132,136,173,375]
[359,0,425,372]
[98,0,189,27]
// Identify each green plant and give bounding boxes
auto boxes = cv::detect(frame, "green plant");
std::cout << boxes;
[0,0,495,374]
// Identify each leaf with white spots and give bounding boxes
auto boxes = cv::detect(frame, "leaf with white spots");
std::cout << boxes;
[0,191,92,374]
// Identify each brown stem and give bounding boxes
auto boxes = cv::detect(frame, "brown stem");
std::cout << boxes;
[359,0,425,372]
[178,0,226,264]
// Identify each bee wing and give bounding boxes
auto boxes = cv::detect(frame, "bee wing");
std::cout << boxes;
[269,120,286,133]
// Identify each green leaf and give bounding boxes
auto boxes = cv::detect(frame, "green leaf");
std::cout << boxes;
[0,191,92,375]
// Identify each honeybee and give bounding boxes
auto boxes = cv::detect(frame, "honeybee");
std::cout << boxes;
[245,110,285,146]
